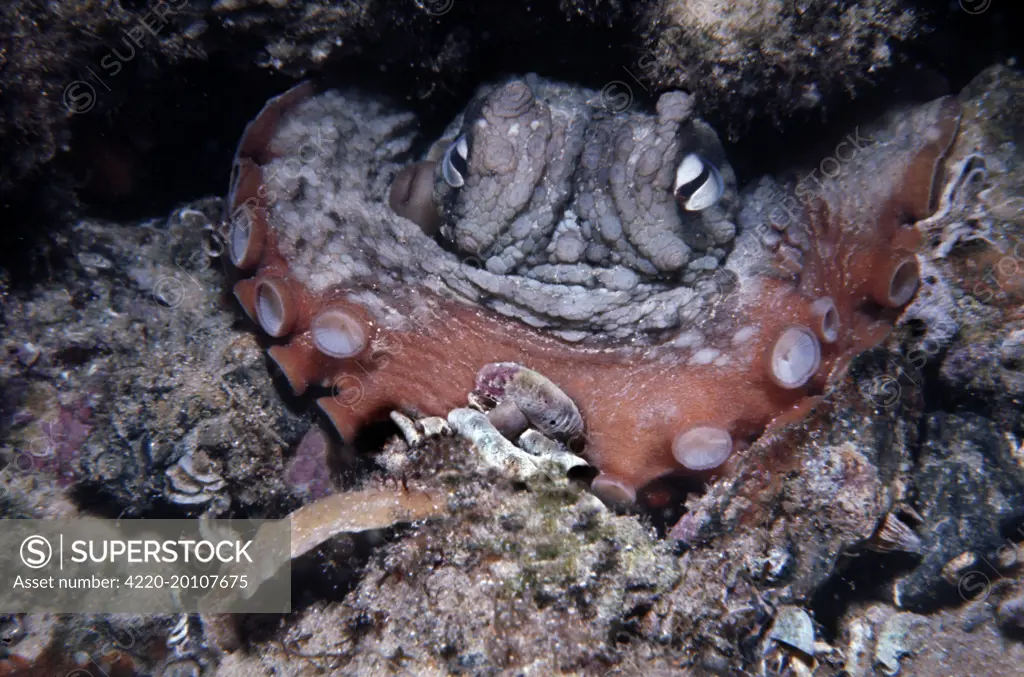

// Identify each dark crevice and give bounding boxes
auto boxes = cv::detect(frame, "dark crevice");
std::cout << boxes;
[2,0,1019,290]
[809,550,924,641]
[999,514,1024,543]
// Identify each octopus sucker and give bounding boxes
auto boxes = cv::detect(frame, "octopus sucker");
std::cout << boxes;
[222,75,962,502]
[767,326,821,390]
[672,426,733,472]
[591,473,638,506]
[310,307,369,358]
[253,277,299,338]
[869,254,921,309]
[226,190,268,270]
[807,296,840,344]
[232,278,259,323]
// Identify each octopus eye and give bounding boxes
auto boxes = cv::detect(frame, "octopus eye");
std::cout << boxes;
[673,153,724,211]
[441,135,469,188]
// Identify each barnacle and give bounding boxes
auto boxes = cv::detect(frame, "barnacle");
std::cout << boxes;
[165,449,227,507]
[867,512,923,554]
[222,75,961,505]
[472,362,584,442]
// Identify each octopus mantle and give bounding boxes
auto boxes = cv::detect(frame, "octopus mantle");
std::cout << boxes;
[222,76,960,504]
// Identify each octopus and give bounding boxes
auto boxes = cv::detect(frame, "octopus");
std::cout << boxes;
[222,74,961,504]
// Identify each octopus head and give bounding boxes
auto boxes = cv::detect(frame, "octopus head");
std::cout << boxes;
[391,76,737,310]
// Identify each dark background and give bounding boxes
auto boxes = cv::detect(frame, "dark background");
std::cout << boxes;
[0,0,1019,284]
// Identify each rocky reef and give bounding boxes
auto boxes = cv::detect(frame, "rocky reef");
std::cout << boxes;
[1,0,1024,673]
[1,0,1019,267]
[0,59,1022,675]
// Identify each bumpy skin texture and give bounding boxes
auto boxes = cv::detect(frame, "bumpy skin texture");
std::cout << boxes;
[224,76,961,501]
[433,78,737,283]
[252,76,740,343]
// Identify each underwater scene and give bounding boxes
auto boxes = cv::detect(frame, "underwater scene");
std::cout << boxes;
[0,0,1022,675]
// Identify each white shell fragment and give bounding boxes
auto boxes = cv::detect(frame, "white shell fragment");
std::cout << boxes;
[311,309,366,358]
[517,429,589,473]
[672,426,733,471]
[448,408,584,481]
[389,411,422,446]
[769,325,821,389]
[442,135,469,188]
[448,407,541,480]
[388,411,452,447]
[673,152,725,211]
[418,416,451,439]
[769,606,816,658]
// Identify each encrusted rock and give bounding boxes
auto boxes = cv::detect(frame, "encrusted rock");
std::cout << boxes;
[165,449,227,507]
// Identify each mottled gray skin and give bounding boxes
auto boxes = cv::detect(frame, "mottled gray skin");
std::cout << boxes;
[434,74,738,279]
[268,75,739,342]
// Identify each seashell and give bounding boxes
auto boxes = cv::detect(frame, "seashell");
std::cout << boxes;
[769,606,816,658]
[389,410,421,446]
[867,512,923,554]
[165,450,226,506]
[474,362,584,441]
[418,416,451,439]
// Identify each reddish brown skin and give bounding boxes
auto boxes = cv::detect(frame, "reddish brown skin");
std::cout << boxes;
[225,85,962,496]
